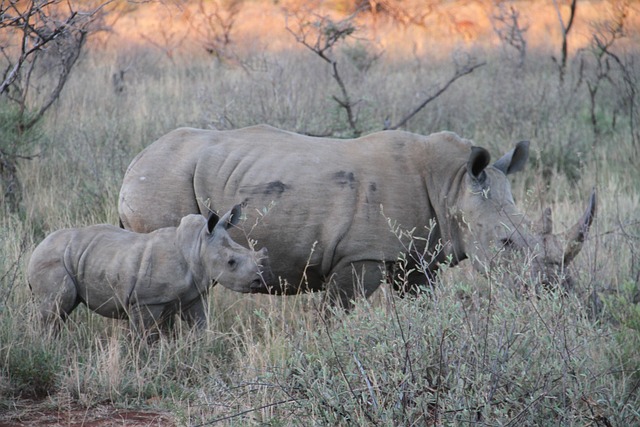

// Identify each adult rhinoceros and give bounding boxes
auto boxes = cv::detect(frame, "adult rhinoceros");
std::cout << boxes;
[28,205,273,337]
[118,125,594,307]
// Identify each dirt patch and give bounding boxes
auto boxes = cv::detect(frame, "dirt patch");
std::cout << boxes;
[0,403,175,427]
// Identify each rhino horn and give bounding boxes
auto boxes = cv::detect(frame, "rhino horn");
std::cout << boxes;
[563,189,597,264]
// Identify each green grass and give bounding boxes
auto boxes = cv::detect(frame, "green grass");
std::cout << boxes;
[1,4,639,425]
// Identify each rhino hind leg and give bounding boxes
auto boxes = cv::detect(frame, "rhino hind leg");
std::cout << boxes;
[35,273,80,331]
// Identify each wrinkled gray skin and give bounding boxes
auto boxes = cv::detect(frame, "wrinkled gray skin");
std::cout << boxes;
[28,205,273,336]
[119,125,594,307]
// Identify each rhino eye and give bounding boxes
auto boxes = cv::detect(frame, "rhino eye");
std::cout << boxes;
[228,259,237,269]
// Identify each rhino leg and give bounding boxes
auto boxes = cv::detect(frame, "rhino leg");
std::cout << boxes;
[128,304,166,343]
[392,268,437,297]
[325,260,387,310]
[180,297,208,329]
[34,272,80,330]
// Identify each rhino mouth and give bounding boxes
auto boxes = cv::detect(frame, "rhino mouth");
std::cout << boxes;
[250,278,267,293]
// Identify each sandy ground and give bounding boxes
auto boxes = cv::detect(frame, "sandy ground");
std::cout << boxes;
[0,402,175,427]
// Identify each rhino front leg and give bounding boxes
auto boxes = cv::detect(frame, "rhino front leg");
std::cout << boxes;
[325,260,387,310]
[128,304,165,343]
[392,267,437,297]
[180,296,208,329]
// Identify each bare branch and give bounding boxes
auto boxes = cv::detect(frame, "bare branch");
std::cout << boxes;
[386,60,486,130]
[551,0,578,82]
[189,0,244,59]
[491,3,529,69]
[285,10,362,136]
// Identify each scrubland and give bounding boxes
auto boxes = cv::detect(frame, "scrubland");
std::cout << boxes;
[1,1,640,425]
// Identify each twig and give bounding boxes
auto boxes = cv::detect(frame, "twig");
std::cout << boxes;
[353,352,379,412]
[318,309,379,425]
[386,61,486,130]
[433,328,448,426]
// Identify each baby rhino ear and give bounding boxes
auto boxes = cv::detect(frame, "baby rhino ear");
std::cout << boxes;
[227,204,242,228]
[206,211,220,234]
[208,204,243,234]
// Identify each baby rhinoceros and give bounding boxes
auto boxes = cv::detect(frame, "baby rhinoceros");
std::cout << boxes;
[27,204,272,338]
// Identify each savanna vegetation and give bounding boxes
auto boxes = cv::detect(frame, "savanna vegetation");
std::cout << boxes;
[1,0,639,425]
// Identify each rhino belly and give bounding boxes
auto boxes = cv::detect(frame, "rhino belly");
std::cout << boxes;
[75,272,132,319]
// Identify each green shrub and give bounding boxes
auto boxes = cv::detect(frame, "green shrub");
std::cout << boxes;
[0,103,41,212]
[2,342,59,399]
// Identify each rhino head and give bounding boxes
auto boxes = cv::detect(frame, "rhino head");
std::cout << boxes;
[179,204,274,294]
[450,141,595,289]
[526,190,597,290]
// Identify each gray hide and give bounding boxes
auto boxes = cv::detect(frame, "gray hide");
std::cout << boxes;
[119,125,594,307]
[28,205,273,336]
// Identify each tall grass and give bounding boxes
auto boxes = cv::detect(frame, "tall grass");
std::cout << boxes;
[1,2,639,425]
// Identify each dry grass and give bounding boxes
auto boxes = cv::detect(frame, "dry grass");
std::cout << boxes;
[1,0,640,425]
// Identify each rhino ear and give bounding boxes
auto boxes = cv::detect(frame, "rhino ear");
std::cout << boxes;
[493,140,529,175]
[207,205,243,234]
[206,211,221,234]
[467,147,491,180]
[227,204,242,229]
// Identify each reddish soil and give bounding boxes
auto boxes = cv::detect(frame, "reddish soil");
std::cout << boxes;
[0,403,175,427]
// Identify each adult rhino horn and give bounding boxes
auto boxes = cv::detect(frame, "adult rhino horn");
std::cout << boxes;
[563,189,597,264]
